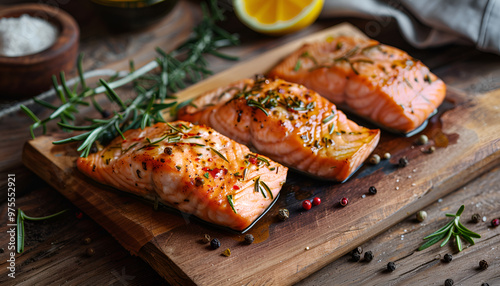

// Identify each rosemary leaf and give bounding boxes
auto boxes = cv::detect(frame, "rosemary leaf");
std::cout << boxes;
[227,195,237,214]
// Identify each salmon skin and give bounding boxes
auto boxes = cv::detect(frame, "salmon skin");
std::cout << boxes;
[177,77,380,182]
[77,121,287,231]
[267,36,446,135]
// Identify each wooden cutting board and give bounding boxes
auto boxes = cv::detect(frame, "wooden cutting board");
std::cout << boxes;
[22,23,500,285]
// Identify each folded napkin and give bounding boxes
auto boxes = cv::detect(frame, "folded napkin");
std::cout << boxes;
[320,0,500,54]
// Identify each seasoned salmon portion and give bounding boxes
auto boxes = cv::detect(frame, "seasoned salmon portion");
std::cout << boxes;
[178,77,380,181]
[77,121,287,231]
[267,36,446,134]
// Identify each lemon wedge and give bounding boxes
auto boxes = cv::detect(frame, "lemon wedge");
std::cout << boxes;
[233,0,324,35]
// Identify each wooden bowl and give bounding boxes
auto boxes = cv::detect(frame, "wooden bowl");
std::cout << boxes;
[0,4,79,99]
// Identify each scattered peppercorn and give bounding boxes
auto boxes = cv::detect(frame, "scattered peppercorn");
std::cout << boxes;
[383,152,391,160]
[481,283,490,286]
[424,146,435,154]
[368,186,377,195]
[312,197,321,206]
[444,278,454,286]
[244,234,254,244]
[398,157,409,167]
[369,154,381,165]
[202,234,211,244]
[364,251,374,262]
[351,252,361,262]
[387,261,396,271]
[340,197,349,207]
[222,248,231,257]
[82,237,92,245]
[491,218,500,227]
[351,246,363,255]
[479,259,489,270]
[85,248,95,257]
[416,210,427,222]
[164,147,173,155]
[416,134,428,145]
[210,238,221,250]
[471,213,481,223]
[277,208,289,221]
[101,109,111,118]
[443,253,452,262]
[302,200,312,210]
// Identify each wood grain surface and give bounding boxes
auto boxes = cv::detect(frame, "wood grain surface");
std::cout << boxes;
[1,2,500,285]
[20,24,500,285]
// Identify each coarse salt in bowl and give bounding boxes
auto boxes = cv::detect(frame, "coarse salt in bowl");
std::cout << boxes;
[0,4,79,98]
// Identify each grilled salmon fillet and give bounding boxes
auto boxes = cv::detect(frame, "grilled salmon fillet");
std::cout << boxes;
[267,35,446,134]
[77,121,287,231]
[177,77,380,181]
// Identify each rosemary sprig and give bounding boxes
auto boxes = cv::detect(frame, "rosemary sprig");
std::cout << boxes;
[17,208,67,253]
[227,195,237,214]
[418,205,481,252]
[21,0,239,158]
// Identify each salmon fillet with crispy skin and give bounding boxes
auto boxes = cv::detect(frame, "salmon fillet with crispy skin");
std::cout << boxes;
[178,77,380,182]
[267,36,446,134]
[77,121,287,231]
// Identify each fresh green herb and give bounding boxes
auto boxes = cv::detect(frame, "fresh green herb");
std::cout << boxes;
[253,176,273,199]
[17,208,67,253]
[227,195,237,214]
[322,110,335,124]
[204,172,210,179]
[294,59,301,71]
[418,205,481,252]
[21,0,239,157]
[209,147,228,162]
[246,99,269,116]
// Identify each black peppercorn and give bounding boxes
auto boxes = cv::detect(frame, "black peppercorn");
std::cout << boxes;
[210,238,221,250]
[443,253,452,262]
[398,157,409,167]
[86,248,95,257]
[82,237,92,245]
[364,251,373,262]
[479,259,488,270]
[368,186,377,195]
[277,208,289,221]
[481,283,490,286]
[351,246,363,255]
[387,262,396,271]
[244,234,254,244]
[471,213,481,223]
[195,177,205,187]
[444,278,454,286]
[351,252,361,262]
[101,109,111,118]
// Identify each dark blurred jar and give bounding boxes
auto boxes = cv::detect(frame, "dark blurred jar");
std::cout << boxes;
[91,0,179,30]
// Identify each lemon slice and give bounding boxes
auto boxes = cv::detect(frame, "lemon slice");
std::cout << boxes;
[233,0,324,35]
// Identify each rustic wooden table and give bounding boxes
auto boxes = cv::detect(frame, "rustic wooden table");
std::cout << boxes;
[1,1,499,285]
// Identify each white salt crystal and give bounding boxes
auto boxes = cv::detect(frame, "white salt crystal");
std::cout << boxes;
[0,14,58,57]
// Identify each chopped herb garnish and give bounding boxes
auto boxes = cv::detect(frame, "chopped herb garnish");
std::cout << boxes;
[260,180,273,199]
[123,142,139,153]
[209,147,229,162]
[246,99,269,116]
[227,195,237,214]
[294,59,301,71]
[204,172,209,179]
[322,110,335,124]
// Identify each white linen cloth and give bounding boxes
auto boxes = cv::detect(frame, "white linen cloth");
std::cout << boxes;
[320,0,500,54]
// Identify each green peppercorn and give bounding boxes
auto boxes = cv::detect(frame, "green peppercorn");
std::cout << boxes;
[443,253,452,262]
[383,152,391,160]
[416,210,427,222]
[471,213,481,223]
[210,238,221,250]
[277,208,289,221]
[445,278,454,286]
[82,237,92,245]
[425,146,436,154]
[244,234,254,244]
[364,251,374,262]
[416,134,428,145]
[369,154,380,165]
[387,261,396,271]
[479,260,489,270]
